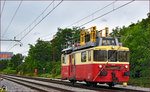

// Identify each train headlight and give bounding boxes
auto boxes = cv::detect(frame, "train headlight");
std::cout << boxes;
[99,65,102,68]
[125,65,128,68]
[112,46,115,49]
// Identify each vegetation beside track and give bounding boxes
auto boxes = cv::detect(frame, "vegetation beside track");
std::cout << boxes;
[0,14,149,87]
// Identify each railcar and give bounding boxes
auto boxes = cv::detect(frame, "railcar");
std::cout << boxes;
[61,26,130,87]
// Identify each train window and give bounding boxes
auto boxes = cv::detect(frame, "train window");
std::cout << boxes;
[88,50,91,61]
[94,50,107,61]
[81,51,86,62]
[102,39,116,46]
[62,56,66,64]
[108,50,117,62]
[118,51,129,62]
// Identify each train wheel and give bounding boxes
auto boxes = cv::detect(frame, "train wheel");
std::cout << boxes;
[86,82,97,87]
[91,82,97,87]
[70,80,76,86]
[86,82,91,86]
[107,82,114,87]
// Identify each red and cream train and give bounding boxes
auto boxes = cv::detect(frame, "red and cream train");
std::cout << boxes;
[61,26,130,87]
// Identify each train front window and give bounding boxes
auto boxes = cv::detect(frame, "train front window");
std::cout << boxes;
[108,50,117,62]
[93,50,107,61]
[118,51,129,62]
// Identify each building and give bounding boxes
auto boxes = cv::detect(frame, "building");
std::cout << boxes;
[0,52,13,60]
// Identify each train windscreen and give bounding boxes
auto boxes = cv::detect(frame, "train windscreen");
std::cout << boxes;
[108,50,117,62]
[93,50,107,61]
[118,51,129,62]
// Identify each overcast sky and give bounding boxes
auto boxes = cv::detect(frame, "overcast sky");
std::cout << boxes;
[1,0,149,56]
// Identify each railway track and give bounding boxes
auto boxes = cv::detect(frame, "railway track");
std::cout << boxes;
[1,74,147,92]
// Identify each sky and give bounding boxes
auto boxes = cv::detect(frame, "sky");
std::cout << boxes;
[1,0,149,56]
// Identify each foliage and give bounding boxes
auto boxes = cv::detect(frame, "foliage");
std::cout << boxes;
[54,27,83,60]
[22,40,53,74]
[10,54,24,72]
[0,60,8,71]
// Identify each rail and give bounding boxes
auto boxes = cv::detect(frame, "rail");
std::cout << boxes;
[1,74,147,92]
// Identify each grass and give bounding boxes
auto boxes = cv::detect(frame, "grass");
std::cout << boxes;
[129,77,150,88]
[38,73,61,79]
[0,67,16,74]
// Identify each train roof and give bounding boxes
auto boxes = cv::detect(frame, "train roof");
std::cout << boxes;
[61,36,128,54]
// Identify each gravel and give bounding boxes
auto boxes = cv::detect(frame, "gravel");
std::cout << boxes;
[2,75,98,92]
[0,78,37,92]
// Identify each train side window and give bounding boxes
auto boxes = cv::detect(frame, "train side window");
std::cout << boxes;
[63,56,66,64]
[81,51,86,62]
[88,50,91,61]
[94,50,107,61]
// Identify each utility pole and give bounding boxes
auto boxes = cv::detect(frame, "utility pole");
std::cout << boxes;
[52,36,56,77]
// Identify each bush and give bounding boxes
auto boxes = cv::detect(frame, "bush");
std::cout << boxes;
[2,67,16,74]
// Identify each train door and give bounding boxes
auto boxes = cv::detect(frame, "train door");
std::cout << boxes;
[69,54,75,79]
[69,55,72,77]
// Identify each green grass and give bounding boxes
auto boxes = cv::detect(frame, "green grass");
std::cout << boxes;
[38,73,61,79]
[1,67,17,74]
[129,77,150,87]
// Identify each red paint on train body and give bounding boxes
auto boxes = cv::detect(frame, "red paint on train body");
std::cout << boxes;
[61,63,129,82]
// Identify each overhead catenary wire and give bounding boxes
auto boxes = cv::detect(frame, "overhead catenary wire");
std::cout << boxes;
[7,44,18,51]
[0,0,6,16]
[7,0,63,52]
[7,0,133,53]
[2,0,23,38]
[15,0,55,37]
[66,0,117,28]
[43,0,134,43]
[48,0,133,42]
[20,0,63,41]
[79,0,134,27]
[6,0,55,51]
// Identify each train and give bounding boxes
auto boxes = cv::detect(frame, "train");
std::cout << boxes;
[61,26,130,87]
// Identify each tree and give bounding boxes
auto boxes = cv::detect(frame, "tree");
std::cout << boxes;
[0,60,8,71]
[10,54,24,72]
